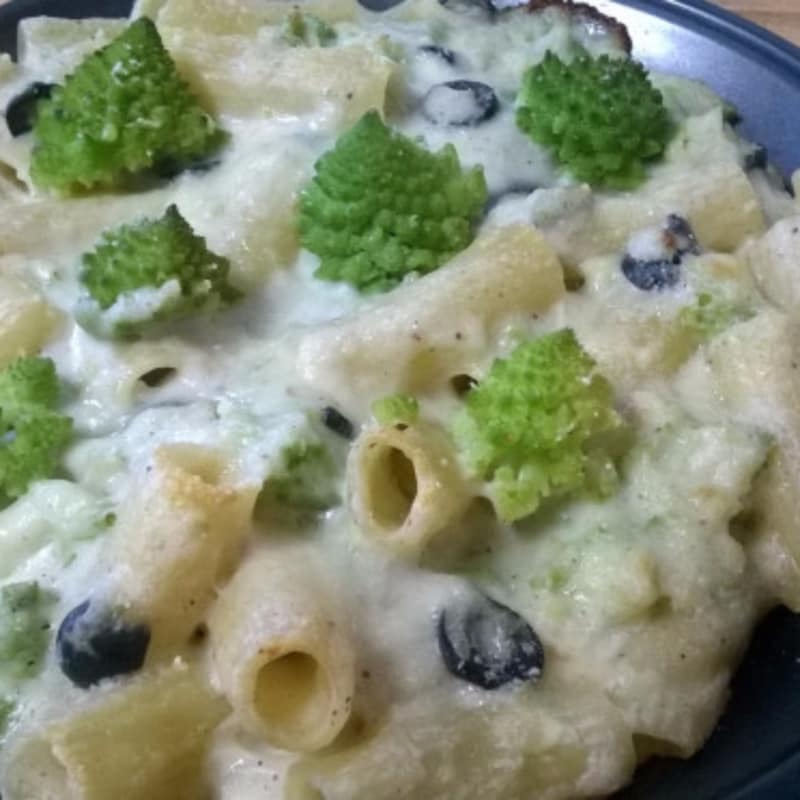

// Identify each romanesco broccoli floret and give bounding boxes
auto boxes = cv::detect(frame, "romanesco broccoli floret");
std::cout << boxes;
[261,437,339,513]
[31,17,225,193]
[372,394,419,426]
[516,52,673,189]
[452,330,627,522]
[281,10,337,47]
[299,111,488,293]
[0,357,72,503]
[77,204,241,339]
[0,582,57,680]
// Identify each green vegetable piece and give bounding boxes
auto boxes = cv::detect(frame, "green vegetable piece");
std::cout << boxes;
[452,329,627,522]
[0,696,14,736]
[0,582,58,680]
[261,439,339,512]
[31,17,226,193]
[282,10,337,47]
[299,111,488,293]
[516,52,673,189]
[0,356,60,409]
[372,394,419,426]
[78,204,241,339]
[0,357,72,502]
[678,292,753,341]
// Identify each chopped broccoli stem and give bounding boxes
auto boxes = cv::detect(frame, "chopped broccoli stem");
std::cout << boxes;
[282,10,337,47]
[452,330,628,522]
[372,394,419,426]
[78,204,241,339]
[31,17,226,193]
[299,111,488,293]
[516,52,673,189]
[0,357,72,502]
[0,582,58,680]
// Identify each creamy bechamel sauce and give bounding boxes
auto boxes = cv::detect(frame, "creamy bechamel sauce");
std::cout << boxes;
[0,1,798,798]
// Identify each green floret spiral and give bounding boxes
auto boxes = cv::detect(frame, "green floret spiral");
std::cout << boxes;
[79,204,241,339]
[452,330,627,522]
[0,357,72,503]
[516,52,673,189]
[31,17,225,193]
[299,111,488,293]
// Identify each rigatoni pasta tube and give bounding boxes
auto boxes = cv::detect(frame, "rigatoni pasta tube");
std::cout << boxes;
[162,29,392,127]
[298,225,565,416]
[151,0,360,33]
[0,271,62,368]
[208,547,355,752]
[285,686,635,800]
[3,665,229,800]
[348,422,471,559]
[113,444,258,659]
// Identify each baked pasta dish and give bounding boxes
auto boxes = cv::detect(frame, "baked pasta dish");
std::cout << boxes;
[0,0,798,797]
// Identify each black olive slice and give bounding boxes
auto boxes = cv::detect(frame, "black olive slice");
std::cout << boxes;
[664,214,700,256]
[621,255,681,292]
[437,0,497,15]
[437,592,544,689]
[56,600,150,688]
[357,0,406,10]
[421,80,499,127]
[5,82,54,137]
[621,215,699,292]
[418,44,457,65]
[321,406,355,440]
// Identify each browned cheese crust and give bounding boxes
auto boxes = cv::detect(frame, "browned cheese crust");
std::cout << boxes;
[526,0,633,53]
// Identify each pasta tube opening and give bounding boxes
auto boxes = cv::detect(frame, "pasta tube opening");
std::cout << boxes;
[365,445,418,530]
[209,549,356,753]
[348,423,471,559]
[255,651,326,737]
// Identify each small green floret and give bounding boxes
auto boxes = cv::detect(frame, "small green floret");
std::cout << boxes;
[372,394,419,426]
[452,330,626,522]
[0,357,72,502]
[516,52,673,189]
[299,111,488,293]
[78,204,241,339]
[0,582,57,680]
[261,439,339,512]
[0,696,14,736]
[281,10,337,47]
[678,293,753,341]
[31,17,226,193]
